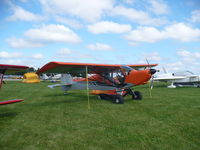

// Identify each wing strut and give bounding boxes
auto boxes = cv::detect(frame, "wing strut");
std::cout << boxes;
[86,66,90,109]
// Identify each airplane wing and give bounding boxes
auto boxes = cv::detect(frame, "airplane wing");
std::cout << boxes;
[189,75,199,78]
[37,61,157,74]
[154,76,186,81]
[0,64,29,105]
[0,64,29,88]
[0,64,29,73]
[0,99,24,105]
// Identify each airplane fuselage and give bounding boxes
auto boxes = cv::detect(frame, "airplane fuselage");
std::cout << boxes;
[154,73,200,88]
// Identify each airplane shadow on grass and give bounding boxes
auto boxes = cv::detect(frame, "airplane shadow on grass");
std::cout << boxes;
[24,92,97,108]
[0,112,19,119]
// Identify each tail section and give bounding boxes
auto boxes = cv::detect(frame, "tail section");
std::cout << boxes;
[48,74,73,91]
[61,74,73,85]
[162,67,168,74]
[60,74,73,91]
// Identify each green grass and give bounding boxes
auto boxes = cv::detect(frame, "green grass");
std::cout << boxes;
[0,81,200,150]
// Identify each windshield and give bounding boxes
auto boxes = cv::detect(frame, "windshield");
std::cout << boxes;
[121,65,134,72]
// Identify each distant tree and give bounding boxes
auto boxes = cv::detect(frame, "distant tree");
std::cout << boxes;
[5,67,36,75]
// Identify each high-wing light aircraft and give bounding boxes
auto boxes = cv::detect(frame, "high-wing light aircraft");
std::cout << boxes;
[0,64,29,105]
[37,62,157,104]
[153,70,200,88]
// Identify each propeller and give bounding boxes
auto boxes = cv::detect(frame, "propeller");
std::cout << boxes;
[148,72,155,98]
[146,58,157,98]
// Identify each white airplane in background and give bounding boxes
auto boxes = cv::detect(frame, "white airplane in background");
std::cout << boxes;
[153,68,200,88]
[41,74,61,82]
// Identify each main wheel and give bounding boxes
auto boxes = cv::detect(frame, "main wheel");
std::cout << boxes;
[112,94,124,104]
[132,91,142,100]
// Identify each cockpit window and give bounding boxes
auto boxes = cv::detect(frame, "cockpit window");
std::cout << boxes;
[121,65,133,72]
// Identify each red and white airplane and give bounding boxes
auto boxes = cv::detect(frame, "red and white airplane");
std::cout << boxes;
[37,62,157,104]
[0,64,29,105]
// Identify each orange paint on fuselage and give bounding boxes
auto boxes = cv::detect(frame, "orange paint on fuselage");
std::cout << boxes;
[73,69,152,86]
[125,69,152,85]
[90,69,153,96]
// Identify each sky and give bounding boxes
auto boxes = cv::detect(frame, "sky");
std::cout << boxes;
[0,0,200,73]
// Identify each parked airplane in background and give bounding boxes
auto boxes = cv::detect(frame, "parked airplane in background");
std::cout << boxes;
[37,62,157,104]
[153,69,200,88]
[41,74,61,82]
[0,64,29,105]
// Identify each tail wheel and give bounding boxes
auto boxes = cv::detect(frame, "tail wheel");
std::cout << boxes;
[132,91,142,100]
[112,94,124,104]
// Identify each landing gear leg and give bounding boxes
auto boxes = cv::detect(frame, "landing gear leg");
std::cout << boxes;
[124,88,142,100]
[132,91,142,100]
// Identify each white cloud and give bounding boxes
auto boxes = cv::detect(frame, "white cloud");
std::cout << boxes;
[31,53,44,59]
[88,21,131,34]
[112,6,167,26]
[0,51,22,58]
[0,59,24,65]
[55,16,82,29]
[57,48,72,55]
[6,6,44,22]
[165,23,200,42]
[149,0,169,15]
[24,24,81,43]
[142,52,162,61]
[40,0,113,22]
[125,26,165,43]
[87,43,113,51]
[162,61,185,73]
[125,23,200,43]
[164,61,200,74]
[156,50,200,73]
[191,10,200,23]
[39,0,167,25]
[177,50,200,63]
[7,24,81,48]
[7,37,43,49]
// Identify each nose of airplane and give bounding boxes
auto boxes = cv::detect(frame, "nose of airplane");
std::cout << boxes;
[149,69,156,75]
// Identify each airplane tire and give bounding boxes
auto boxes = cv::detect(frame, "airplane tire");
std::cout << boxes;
[132,91,142,100]
[113,95,124,104]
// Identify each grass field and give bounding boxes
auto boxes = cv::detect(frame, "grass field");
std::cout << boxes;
[0,81,200,150]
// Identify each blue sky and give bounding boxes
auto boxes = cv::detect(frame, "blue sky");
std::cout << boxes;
[0,0,200,73]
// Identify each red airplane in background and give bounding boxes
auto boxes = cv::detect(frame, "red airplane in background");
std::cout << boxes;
[37,62,157,104]
[0,64,29,105]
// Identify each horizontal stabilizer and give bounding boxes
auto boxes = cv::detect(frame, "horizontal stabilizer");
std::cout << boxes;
[48,84,63,89]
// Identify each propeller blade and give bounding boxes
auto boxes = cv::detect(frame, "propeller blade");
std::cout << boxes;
[146,58,151,69]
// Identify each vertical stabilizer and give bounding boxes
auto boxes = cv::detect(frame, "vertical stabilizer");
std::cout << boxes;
[61,74,73,85]
[162,67,168,74]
